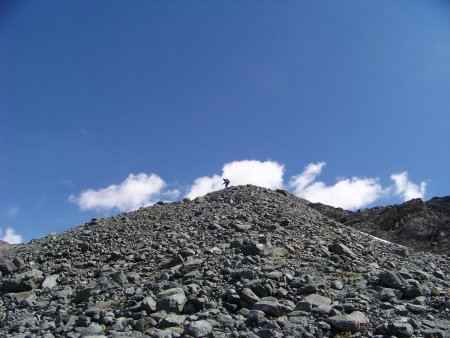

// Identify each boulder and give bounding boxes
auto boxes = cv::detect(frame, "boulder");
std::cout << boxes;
[41,274,59,290]
[328,243,357,259]
[379,270,406,289]
[240,288,260,305]
[253,299,292,317]
[1,269,44,293]
[387,321,414,337]
[184,320,213,337]
[0,257,15,275]
[158,314,186,328]
[156,288,187,313]
[142,296,157,313]
[326,311,370,333]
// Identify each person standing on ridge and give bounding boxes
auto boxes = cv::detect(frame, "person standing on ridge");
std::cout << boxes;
[223,178,230,188]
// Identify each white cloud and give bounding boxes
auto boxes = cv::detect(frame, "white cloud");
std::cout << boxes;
[186,160,284,199]
[289,162,385,210]
[161,189,181,200]
[289,162,325,191]
[68,162,427,214]
[0,227,23,244]
[70,173,168,212]
[186,175,223,200]
[390,171,426,201]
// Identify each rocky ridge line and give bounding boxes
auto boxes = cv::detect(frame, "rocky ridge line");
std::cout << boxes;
[309,196,450,255]
[0,240,14,251]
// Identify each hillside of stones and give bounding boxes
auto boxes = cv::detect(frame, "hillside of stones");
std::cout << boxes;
[309,196,450,255]
[0,185,449,338]
[0,240,14,251]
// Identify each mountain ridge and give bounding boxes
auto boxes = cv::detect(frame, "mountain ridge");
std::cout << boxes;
[309,196,450,256]
[0,240,14,251]
[0,185,448,337]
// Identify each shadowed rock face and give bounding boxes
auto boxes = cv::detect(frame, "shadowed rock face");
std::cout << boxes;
[0,185,449,337]
[309,196,450,255]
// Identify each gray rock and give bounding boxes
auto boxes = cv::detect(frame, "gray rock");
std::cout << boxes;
[253,300,292,317]
[328,242,357,259]
[156,288,187,313]
[76,322,104,336]
[255,328,283,338]
[377,288,402,302]
[248,310,265,321]
[241,243,265,256]
[326,311,370,333]
[405,303,427,313]
[403,281,423,299]
[241,288,260,305]
[160,254,184,269]
[41,334,55,338]
[421,328,444,338]
[379,270,406,289]
[387,321,414,337]
[148,328,182,338]
[433,270,446,279]
[232,269,257,280]
[111,320,124,331]
[158,314,186,328]
[41,274,59,290]
[134,317,157,331]
[13,257,26,270]
[184,320,213,337]
[283,316,309,336]
[298,284,317,294]
[1,269,44,292]
[305,293,331,306]
[331,280,344,290]
[265,271,283,280]
[75,287,96,303]
[233,223,252,231]
[142,296,157,314]
[394,304,409,315]
[0,257,15,275]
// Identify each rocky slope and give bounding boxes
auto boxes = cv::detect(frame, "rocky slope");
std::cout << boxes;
[309,197,450,255]
[0,240,14,251]
[0,185,449,338]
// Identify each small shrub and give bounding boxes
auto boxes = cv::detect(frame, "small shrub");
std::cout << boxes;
[339,271,360,279]
[271,250,280,261]
[431,287,441,297]
[334,332,354,338]
[356,320,371,334]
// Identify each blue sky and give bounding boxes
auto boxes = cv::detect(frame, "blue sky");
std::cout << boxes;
[1,1,449,243]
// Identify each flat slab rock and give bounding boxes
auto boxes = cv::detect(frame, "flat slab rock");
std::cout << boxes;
[184,320,213,337]
[252,299,292,317]
[326,311,370,333]
[304,293,331,307]
[156,288,187,313]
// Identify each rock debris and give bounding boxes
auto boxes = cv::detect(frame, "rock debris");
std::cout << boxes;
[0,185,448,337]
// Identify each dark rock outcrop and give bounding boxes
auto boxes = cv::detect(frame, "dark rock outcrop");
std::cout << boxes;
[310,196,450,255]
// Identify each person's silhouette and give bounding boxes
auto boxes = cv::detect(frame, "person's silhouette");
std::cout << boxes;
[223,178,230,188]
